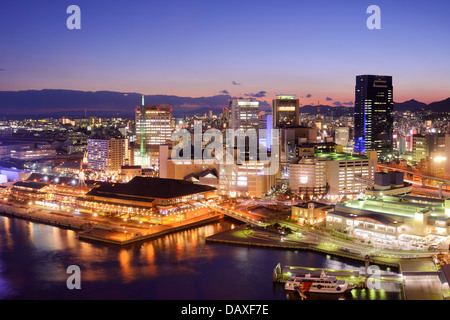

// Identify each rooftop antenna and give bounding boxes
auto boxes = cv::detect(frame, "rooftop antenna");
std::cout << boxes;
[141,94,145,106]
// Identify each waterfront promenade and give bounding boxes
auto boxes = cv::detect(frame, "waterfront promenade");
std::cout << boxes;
[1,201,447,299]
[205,224,448,299]
[0,202,223,245]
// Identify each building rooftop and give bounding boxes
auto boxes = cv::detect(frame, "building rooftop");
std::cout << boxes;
[86,176,216,200]
[313,151,369,161]
[398,195,445,205]
[13,181,48,190]
[330,210,400,226]
[27,173,78,186]
[293,201,332,209]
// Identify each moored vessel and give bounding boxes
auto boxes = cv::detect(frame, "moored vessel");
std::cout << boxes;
[284,270,354,294]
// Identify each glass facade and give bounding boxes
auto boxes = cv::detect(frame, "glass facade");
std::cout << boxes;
[354,75,394,158]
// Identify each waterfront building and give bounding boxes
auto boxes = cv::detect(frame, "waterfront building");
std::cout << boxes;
[354,75,394,159]
[82,176,217,217]
[291,201,333,225]
[326,172,450,241]
[10,181,50,201]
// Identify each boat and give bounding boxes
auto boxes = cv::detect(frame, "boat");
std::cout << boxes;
[284,270,354,294]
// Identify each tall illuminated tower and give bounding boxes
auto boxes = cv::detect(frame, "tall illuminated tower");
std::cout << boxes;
[354,75,393,159]
[134,96,172,168]
[229,98,260,131]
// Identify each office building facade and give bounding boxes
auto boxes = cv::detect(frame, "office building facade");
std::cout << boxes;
[134,98,173,168]
[272,95,299,129]
[354,75,394,158]
[229,99,260,131]
[87,138,130,172]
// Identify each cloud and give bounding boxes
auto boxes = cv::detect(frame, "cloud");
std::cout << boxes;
[326,97,332,101]
[306,94,312,98]
[244,91,267,98]
[333,101,342,106]
[343,101,354,106]
[0,68,5,71]
[232,81,241,85]
[219,90,229,95]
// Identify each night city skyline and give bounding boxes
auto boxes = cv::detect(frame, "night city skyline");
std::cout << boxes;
[1,0,450,110]
[1,0,450,309]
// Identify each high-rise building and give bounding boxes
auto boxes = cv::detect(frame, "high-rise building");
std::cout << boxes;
[289,150,377,198]
[258,111,272,149]
[334,127,351,148]
[272,95,299,129]
[412,133,445,163]
[279,126,317,179]
[221,107,230,129]
[229,99,259,131]
[87,138,130,172]
[354,75,394,158]
[134,96,173,168]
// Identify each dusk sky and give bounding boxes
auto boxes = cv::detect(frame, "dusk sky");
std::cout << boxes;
[1,0,449,106]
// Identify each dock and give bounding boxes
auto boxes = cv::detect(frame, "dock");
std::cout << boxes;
[0,202,224,245]
[206,224,403,268]
[273,263,402,284]
[78,213,224,245]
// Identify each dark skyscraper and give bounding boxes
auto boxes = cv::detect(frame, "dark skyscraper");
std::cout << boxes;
[272,95,300,129]
[354,75,394,158]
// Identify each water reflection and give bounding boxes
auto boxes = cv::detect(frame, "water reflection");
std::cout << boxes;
[0,217,402,300]
[285,290,354,300]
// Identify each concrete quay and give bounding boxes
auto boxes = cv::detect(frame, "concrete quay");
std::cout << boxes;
[0,202,224,245]
[78,213,224,245]
[206,225,448,300]
[0,203,87,230]
[206,225,404,268]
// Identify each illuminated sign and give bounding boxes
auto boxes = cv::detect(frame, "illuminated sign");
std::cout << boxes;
[277,107,296,111]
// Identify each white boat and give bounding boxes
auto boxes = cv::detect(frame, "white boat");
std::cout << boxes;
[284,270,354,294]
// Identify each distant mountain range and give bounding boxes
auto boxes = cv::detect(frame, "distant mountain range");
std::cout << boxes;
[0,89,448,119]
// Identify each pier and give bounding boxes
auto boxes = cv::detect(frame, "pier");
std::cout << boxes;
[78,213,224,245]
[206,224,404,267]
[0,202,224,245]
[207,225,448,299]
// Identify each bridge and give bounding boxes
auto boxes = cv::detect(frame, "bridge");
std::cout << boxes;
[207,204,268,227]
[378,164,450,198]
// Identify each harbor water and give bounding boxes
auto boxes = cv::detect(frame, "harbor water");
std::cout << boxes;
[0,215,402,300]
